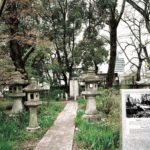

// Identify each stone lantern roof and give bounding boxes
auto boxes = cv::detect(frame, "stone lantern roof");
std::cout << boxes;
[6,71,28,85]
[81,69,100,83]
[23,80,43,92]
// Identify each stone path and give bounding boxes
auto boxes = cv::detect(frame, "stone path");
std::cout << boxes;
[35,101,78,150]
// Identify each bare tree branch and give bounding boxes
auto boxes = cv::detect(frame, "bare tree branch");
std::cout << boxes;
[118,41,138,68]
[127,0,150,32]
[117,0,126,25]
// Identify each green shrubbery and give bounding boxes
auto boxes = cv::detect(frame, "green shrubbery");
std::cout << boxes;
[0,102,64,150]
[75,119,119,149]
[41,87,65,101]
[75,89,120,150]
[0,99,13,111]
[0,139,14,150]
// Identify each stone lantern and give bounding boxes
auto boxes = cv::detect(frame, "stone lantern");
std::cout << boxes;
[23,79,43,131]
[7,71,28,114]
[81,69,101,121]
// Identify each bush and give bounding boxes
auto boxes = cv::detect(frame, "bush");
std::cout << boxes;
[75,112,119,150]
[0,102,64,149]
[75,88,120,150]
[96,88,120,115]
[41,87,65,101]
[0,111,28,141]
[0,100,13,111]
[77,98,86,110]
[0,139,14,150]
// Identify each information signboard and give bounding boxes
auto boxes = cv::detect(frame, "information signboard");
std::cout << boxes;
[121,89,150,150]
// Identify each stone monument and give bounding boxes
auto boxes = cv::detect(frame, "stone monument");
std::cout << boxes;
[23,78,43,131]
[69,78,79,100]
[121,89,150,150]
[69,62,80,100]
[81,69,101,122]
[7,71,28,114]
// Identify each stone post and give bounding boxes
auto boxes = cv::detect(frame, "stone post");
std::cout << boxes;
[70,79,79,100]
[25,101,42,131]
[85,96,97,115]
[11,98,24,113]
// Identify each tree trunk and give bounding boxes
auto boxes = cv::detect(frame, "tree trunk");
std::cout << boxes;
[9,40,26,73]
[94,61,98,74]
[106,19,117,87]
[136,61,142,81]
[143,46,150,67]
[62,72,69,93]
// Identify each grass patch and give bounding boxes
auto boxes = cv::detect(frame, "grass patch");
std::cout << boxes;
[75,89,120,150]
[0,99,13,111]
[0,101,65,150]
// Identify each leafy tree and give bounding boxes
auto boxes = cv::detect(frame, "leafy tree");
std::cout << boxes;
[0,47,15,94]
[75,0,108,74]
[96,0,126,87]
[26,37,56,86]
[1,0,40,78]
[77,32,108,74]
[0,48,14,83]
[40,0,86,92]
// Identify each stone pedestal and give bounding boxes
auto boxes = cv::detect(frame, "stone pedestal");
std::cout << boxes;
[12,98,23,113]
[82,91,101,122]
[85,97,97,115]
[8,92,26,114]
[25,101,42,132]
[82,98,101,122]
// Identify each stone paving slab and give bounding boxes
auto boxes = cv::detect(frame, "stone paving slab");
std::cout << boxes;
[35,101,78,150]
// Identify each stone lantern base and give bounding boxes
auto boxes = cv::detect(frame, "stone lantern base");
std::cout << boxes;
[25,101,42,132]
[82,93,101,122]
[82,98,101,122]
[82,114,101,122]
[26,126,41,132]
[11,98,23,114]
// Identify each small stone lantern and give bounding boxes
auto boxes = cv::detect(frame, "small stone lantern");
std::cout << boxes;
[7,71,28,114]
[23,79,43,131]
[81,69,101,121]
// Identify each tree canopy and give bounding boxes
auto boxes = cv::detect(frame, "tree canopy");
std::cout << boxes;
[0,0,150,89]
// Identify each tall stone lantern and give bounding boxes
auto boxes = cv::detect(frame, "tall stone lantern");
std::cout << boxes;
[81,69,101,121]
[23,79,43,131]
[7,71,28,114]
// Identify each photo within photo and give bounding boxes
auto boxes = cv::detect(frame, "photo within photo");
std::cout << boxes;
[126,94,150,118]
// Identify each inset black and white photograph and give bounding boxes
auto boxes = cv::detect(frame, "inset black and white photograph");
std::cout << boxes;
[126,93,150,118]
